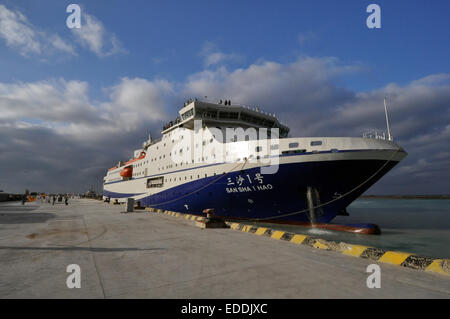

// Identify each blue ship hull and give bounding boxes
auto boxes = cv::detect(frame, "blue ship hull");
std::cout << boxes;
[104,159,400,223]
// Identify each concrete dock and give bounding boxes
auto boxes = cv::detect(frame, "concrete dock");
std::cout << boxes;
[0,199,449,298]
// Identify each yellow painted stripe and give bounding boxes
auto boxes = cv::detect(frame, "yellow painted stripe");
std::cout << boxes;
[425,260,450,276]
[271,231,285,240]
[290,234,307,244]
[343,245,370,257]
[255,227,267,236]
[230,223,240,230]
[185,215,191,219]
[191,215,197,220]
[241,225,252,232]
[313,241,329,250]
[379,251,412,265]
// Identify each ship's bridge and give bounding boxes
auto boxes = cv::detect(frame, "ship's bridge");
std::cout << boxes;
[161,100,290,138]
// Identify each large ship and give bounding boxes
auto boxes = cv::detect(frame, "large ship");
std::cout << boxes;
[103,99,407,224]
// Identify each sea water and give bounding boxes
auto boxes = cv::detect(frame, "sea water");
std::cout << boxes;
[253,199,450,258]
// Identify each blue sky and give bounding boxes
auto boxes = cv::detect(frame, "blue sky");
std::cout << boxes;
[2,0,450,92]
[0,0,449,194]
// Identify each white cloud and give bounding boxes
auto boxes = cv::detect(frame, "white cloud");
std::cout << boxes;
[49,34,76,55]
[0,4,75,57]
[0,77,172,193]
[0,79,95,125]
[0,4,124,59]
[184,56,359,120]
[0,77,171,142]
[200,41,241,67]
[71,13,124,57]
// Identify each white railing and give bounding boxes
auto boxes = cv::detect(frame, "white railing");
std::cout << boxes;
[363,130,387,140]
[189,97,278,119]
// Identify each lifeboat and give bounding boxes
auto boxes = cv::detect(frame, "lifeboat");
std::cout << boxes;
[120,166,133,178]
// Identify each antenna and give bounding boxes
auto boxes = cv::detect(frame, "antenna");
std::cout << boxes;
[384,96,392,141]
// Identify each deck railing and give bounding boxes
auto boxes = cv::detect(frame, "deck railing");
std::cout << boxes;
[363,130,387,140]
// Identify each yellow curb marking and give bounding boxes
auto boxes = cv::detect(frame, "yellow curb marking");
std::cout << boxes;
[230,223,240,230]
[290,234,308,244]
[255,227,268,236]
[425,259,450,276]
[343,245,370,257]
[379,251,412,265]
[271,231,285,240]
[313,241,329,250]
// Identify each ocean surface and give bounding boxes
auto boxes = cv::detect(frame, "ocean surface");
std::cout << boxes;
[250,198,450,258]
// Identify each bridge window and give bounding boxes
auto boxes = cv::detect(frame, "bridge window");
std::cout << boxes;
[311,141,322,146]
[289,142,299,148]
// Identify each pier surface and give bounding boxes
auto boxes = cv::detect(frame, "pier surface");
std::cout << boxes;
[0,199,449,298]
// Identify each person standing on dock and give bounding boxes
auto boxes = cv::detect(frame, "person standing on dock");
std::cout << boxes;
[52,195,56,205]
[64,195,68,206]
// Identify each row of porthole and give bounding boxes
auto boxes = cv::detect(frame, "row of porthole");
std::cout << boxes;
[288,141,322,148]
[135,140,324,173]
[137,139,319,168]
[163,172,223,183]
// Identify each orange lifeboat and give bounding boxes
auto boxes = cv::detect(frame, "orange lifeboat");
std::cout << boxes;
[120,166,133,178]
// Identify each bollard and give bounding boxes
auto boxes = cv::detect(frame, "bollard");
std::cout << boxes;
[196,208,228,229]
[126,198,135,213]
[203,208,215,219]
